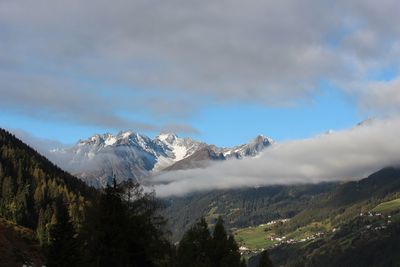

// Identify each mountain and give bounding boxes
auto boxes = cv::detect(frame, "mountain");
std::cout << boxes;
[222,135,273,159]
[49,132,272,187]
[49,131,206,187]
[163,146,225,171]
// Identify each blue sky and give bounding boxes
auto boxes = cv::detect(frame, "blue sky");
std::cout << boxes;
[189,86,362,146]
[0,85,362,147]
[1,0,400,148]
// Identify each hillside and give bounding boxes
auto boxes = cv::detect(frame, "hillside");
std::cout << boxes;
[279,167,400,234]
[238,167,400,266]
[162,183,337,241]
[0,217,45,267]
[0,128,95,245]
[162,167,400,266]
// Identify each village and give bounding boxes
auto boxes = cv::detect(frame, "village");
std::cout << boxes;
[237,210,395,256]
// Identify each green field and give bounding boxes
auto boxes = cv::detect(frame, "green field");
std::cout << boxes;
[285,220,331,240]
[233,220,332,250]
[233,225,277,249]
[372,198,400,213]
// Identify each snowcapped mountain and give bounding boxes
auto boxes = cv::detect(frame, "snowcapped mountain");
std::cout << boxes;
[221,135,273,159]
[153,133,206,171]
[49,131,272,187]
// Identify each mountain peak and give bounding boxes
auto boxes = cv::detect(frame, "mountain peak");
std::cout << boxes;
[117,130,135,139]
[252,134,273,144]
[156,133,178,144]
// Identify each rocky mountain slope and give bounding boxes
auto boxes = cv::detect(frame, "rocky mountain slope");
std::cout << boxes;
[49,132,272,187]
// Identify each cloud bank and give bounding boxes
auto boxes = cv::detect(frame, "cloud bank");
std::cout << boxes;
[1,0,400,130]
[150,118,400,197]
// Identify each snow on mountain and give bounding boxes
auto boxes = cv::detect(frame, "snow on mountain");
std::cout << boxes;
[221,135,273,159]
[49,131,272,187]
[153,133,206,171]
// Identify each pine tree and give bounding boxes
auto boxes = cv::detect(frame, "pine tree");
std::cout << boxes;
[176,218,213,267]
[220,235,242,267]
[81,179,129,267]
[212,217,228,267]
[257,250,273,267]
[177,217,244,267]
[47,199,80,267]
[81,179,173,267]
[212,217,243,267]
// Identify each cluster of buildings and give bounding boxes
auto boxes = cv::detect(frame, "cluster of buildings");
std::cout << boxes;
[261,218,290,227]
[359,211,383,217]
[267,231,325,245]
[238,246,264,256]
[360,211,393,230]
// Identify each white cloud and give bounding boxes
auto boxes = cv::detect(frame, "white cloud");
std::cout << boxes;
[150,117,400,197]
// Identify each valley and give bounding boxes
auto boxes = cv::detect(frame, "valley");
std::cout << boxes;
[162,167,400,266]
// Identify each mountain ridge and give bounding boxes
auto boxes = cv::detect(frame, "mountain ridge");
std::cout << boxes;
[49,131,273,187]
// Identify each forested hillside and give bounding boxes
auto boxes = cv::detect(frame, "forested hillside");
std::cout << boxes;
[0,128,95,244]
[163,183,337,241]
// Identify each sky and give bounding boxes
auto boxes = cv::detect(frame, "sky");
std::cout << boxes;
[1,0,400,149]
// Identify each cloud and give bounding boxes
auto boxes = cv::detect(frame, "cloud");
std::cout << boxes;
[0,70,197,133]
[1,0,400,129]
[150,117,400,197]
[359,78,400,114]
[11,129,68,158]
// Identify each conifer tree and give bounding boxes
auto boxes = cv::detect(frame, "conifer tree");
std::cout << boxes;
[80,178,129,267]
[257,250,273,267]
[81,178,173,267]
[176,218,212,267]
[47,199,80,267]
[212,217,228,267]
[212,217,243,267]
[177,217,244,267]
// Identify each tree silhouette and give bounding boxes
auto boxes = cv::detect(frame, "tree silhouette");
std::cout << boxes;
[47,199,80,267]
[257,250,273,267]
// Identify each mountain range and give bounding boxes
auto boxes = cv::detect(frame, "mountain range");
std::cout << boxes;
[49,131,273,187]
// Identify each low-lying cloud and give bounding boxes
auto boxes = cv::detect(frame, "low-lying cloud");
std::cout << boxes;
[150,117,400,197]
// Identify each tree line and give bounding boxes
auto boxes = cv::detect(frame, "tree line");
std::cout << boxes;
[46,179,274,266]
[44,180,250,266]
